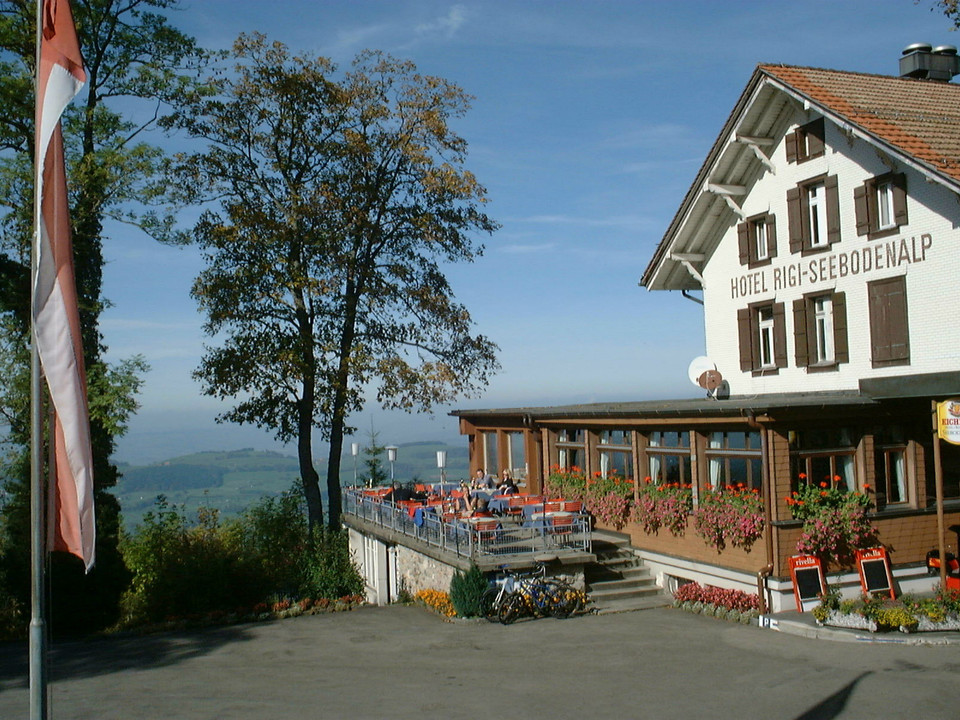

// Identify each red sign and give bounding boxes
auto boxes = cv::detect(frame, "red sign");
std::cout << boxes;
[788,555,825,612]
[855,547,895,599]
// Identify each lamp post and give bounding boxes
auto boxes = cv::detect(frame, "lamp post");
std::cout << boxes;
[351,442,360,487]
[386,446,398,483]
[436,450,447,493]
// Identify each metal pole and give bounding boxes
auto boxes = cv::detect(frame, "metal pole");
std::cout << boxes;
[932,401,947,588]
[30,0,50,715]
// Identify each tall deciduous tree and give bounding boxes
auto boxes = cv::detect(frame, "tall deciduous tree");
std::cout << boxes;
[168,34,498,530]
[0,0,206,633]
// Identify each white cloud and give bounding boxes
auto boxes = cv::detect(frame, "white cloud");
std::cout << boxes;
[415,5,468,40]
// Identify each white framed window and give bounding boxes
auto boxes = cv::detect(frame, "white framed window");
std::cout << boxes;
[807,182,827,247]
[758,306,775,368]
[753,217,768,261]
[877,180,895,230]
[813,295,834,364]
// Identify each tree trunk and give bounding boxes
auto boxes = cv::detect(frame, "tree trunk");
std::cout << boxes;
[298,401,324,533]
[325,280,361,529]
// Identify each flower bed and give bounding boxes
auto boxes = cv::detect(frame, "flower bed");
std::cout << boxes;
[812,586,960,633]
[672,581,760,624]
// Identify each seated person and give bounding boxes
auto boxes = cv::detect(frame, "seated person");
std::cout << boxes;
[383,482,414,503]
[471,468,495,490]
[497,470,519,495]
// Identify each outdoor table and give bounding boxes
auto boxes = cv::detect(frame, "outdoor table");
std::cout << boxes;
[521,503,545,519]
[487,495,513,513]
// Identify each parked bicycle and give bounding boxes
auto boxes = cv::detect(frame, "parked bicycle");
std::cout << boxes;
[497,562,585,624]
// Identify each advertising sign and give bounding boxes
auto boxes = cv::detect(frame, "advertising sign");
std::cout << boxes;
[855,547,895,599]
[937,399,960,446]
[788,555,825,612]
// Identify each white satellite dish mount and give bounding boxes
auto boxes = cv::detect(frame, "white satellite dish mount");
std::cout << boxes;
[687,356,728,399]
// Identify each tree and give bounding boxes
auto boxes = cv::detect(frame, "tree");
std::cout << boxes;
[167,34,498,530]
[363,429,389,488]
[0,0,207,633]
[933,0,960,28]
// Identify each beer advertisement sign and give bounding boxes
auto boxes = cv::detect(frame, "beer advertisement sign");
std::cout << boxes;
[937,399,960,446]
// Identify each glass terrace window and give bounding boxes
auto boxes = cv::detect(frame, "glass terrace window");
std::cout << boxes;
[706,431,763,491]
[646,431,691,485]
[599,429,633,480]
[790,428,856,491]
[556,428,585,471]
[873,426,907,507]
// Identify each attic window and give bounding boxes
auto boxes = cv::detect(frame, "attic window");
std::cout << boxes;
[854,172,908,240]
[786,118,825,164]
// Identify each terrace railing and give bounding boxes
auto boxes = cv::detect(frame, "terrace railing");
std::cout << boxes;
[342,488,591,561]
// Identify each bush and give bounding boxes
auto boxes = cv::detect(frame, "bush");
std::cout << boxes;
[300,528,364,601]
[449,564,488,617]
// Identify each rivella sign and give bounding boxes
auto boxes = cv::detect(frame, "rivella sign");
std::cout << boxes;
[937,399,960,446]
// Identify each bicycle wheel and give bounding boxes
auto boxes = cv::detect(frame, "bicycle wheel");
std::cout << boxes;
[480,587,501,623]
[498,592,525,625]
[548,582,584,619]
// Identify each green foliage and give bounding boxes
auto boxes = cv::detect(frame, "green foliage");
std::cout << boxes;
[363,429,389,487]
[165,33,499,530]
[787,481,876,568]
[300,529,364,601]
[449,564,488,617]
[118,488,361,627]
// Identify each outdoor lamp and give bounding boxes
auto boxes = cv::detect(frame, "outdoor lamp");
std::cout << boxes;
[351,442,360,487]
[386,446,398,482]
[436,450,447,488]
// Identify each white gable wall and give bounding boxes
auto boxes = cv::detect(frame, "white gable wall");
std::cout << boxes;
[701,105,960,396]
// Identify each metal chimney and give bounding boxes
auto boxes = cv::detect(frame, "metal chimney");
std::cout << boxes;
[900,42,960,81]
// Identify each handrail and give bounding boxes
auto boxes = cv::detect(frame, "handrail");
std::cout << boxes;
[341,488,591,559]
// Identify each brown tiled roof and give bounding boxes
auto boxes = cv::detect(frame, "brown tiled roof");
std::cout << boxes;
[760,64,960,182]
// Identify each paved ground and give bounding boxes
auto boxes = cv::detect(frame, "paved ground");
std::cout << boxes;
[1,605,959,720]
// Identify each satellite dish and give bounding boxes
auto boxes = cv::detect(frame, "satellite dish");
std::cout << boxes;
[687,356,725,397]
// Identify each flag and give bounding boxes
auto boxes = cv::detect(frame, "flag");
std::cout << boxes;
[34,0,94,571]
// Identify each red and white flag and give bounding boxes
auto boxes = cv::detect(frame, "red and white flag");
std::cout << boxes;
[34,0,95,571]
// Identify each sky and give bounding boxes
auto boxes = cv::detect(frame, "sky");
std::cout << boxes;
[101,0,957,464]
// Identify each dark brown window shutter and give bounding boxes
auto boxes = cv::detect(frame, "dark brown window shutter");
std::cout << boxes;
[786,186,803,253]
[785,131,798,163]
[737,222,750,265]
[832,291,848,364]
[793,298,809,367]
[853,184,870,236]
[806,119,825,157]
[738,308,754,371]
[825,175,841,245]
[765,215,778,258]
[868,276,910,366]
[892,172,908,227]
[772,302,787,368]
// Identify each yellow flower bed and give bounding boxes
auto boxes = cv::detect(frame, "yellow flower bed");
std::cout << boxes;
[414,589,457,617]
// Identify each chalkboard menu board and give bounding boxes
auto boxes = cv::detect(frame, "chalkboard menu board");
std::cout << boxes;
[856,547,894,598]
[789,555,825,612]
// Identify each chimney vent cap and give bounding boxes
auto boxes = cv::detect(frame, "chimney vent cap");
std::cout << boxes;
[933,44,958,55]
[903,42,932,55]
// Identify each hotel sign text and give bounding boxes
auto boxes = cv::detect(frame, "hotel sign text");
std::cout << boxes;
[730,234,932,300]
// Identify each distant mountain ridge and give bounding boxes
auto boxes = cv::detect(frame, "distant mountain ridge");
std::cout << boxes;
[112,442,469,531]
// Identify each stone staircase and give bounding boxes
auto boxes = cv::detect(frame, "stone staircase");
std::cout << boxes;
[585,531,671,614]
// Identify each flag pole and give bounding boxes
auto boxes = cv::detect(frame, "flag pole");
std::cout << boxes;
[30,0,51,714]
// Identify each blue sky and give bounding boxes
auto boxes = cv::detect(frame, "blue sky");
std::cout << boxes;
[101,0,955,463]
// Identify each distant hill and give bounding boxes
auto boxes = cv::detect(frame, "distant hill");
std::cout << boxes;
[112,442,469,531]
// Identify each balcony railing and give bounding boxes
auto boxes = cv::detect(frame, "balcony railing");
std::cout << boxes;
[342,488,591,560]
